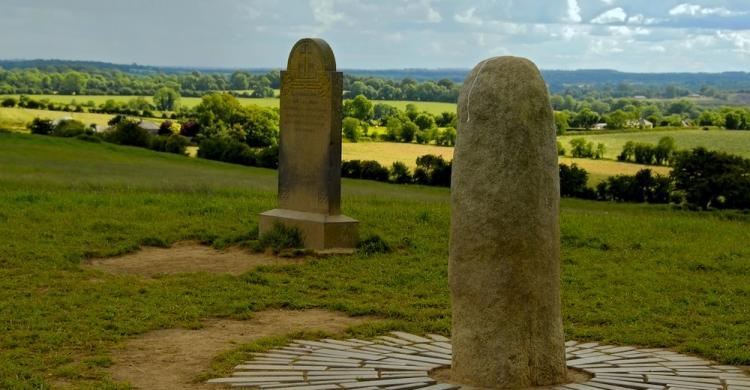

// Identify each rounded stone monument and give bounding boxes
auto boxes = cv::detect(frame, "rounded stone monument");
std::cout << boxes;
[449,56,567,388]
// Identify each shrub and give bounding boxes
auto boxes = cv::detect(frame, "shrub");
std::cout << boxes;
[671,147,750,209]
[360,160,389,182]
[569,137,594,158]
[342,117,361,142]
[435,127,456,146]
[341,160,363,179]
[52,120,88,138]
[400,120,418,143]
[357,235,392,256]
[106,119,151,147]
[596,169,672,204]
[559,163,595,199]
[255,145,279,168]
[557,140,566,156]
[414,154,451,187]
[28,118,54,135]
[1,97,17,107]
[389,161,412,184]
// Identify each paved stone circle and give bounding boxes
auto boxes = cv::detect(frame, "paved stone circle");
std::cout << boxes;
[207,331,750,390]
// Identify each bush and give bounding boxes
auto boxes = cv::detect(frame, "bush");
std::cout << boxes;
[357,235,392,256]
[342,117,361,142]
[557,140,566,156]
[52,120,88,138]
[414,154,451,187]
[1,97,17,107]
[28,118,54,135]
[559,163,595,199]
[569,137,594,158]
[389,161,412,184]
[149,134,189,155]
[341,160,389,182]
[360,160,389,181]
[671,147,750,209]
[435,127,456,146]
[105,119,151,147]
[255,145,279,169]
[596,169,672,204]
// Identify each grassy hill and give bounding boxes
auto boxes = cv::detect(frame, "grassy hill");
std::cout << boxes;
[0,132,748,388]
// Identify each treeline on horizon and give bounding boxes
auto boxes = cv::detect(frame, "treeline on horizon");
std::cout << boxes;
[2,59,750,102]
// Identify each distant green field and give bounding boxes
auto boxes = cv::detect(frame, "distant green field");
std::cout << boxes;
[0,107,160,132]
[559,129,750,160]
[3,94,456,114]
[0,132,748,388]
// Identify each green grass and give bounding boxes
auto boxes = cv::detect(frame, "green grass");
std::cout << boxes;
[0,133,749,388]
[560,129,750,160]
[0,107,165,133]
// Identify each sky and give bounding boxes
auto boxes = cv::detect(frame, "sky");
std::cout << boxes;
[0,0,749,72]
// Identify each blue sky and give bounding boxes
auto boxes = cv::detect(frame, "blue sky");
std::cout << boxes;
[1,0,748,72]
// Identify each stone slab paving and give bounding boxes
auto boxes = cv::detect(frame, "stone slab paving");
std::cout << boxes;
[207,332,750,390]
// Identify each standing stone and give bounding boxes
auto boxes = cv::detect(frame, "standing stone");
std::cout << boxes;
[449,57,566,388]
[259,38,358,250]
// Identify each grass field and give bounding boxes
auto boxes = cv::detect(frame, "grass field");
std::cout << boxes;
[0,107,165,133]
[3,94,455,114]
[560,129,750,160]
[342,141,669,184]
[0,132,748,388]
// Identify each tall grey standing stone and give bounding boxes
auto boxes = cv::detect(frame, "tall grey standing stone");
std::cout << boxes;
[449,56,566,388]
[259,38,358,251]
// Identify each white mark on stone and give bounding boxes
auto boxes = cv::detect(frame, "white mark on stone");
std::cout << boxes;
[465,57,503,123]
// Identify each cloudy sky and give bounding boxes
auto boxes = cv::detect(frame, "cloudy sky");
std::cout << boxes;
[1,0,749,72]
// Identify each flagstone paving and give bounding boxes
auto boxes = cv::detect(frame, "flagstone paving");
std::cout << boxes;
[207,332,750,390]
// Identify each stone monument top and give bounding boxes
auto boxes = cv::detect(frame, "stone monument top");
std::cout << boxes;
[259,38,358,251]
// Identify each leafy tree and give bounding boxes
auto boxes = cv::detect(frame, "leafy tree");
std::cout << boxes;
[400,120,418,143]
[671,147,750,209]
[153,87,181,111]
[569,138,594,158]
[342,117,361,142]
[229,71,250,90]
[436,127,456,146]
[697,110,722,127]
[414,113,436,130]
[554,111,569,135]
[654,136,676,165]
[605,109,629,129]
[373,103,399,122]
[573,108,599,129]
[384,116,402,141]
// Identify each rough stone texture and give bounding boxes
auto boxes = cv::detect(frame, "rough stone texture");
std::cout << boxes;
[449,56,566,388]
[259,38,358,250]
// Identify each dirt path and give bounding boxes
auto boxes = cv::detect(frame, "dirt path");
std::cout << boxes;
[85,241,301,277]
[108,309,371,390]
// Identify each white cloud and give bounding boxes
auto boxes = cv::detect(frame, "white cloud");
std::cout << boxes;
[601,0,614,4]
[669,3,747,17]
[565,0,582,23]
[455,7,482,26]
[395,0,442,23]
[310,0,344,30]
[608,26,650,37]
[627,14,659,25]
[591,7,627,24]
[717,31,750,53]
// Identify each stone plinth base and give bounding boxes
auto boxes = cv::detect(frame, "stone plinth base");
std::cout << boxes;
[259,209,358,251]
